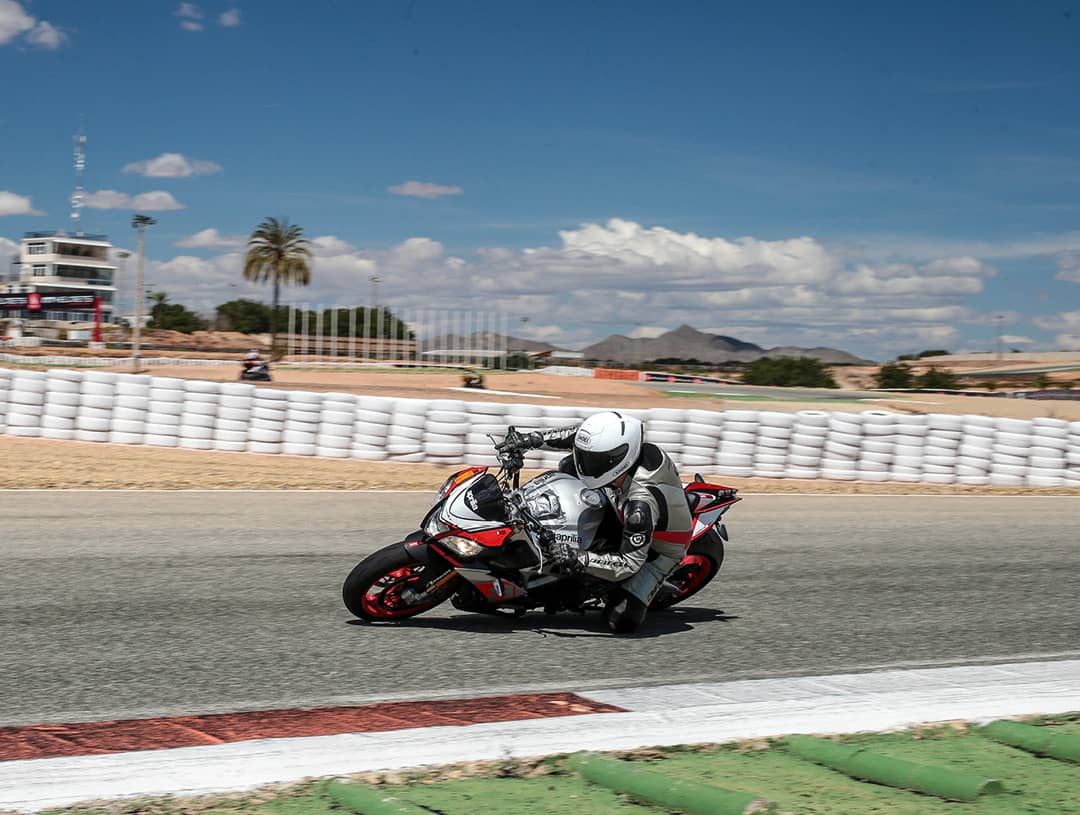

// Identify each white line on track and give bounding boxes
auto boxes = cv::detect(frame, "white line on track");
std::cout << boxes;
[446,387,561,398]
[3,659,1076,813]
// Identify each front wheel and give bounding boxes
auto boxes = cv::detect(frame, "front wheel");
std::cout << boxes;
[650,530,725,610]
[343,543,460,621]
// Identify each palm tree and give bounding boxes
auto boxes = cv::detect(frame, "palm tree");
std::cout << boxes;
[243,217,312,356]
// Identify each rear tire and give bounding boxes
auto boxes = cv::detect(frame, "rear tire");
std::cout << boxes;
[650,530,725,610]
[343,543,460,621]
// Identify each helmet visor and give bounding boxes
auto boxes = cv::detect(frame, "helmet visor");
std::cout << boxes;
[575,443,629,479]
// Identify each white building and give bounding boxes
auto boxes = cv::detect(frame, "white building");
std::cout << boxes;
[1,231,118,323]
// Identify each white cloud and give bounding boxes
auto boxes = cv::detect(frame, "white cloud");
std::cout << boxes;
[387,180,464,199]
[0,190,43,216]
[0,0,65,48]
[1055,253,1080,283]
[309,235,355,256]
[128,219,1057,358]
[176,228,245,250]
[219,8,240,27]
[123,152,222,178]
[1000,335,1035,344]
[0,0,32,44]
[84,190,185,211]
[1032,312,1080,349]
[175,2,203,30]
[25,20,65,48]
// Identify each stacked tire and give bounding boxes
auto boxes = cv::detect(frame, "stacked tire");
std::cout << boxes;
[214,382,255,453]
[146,376,185,447]
[5,370,47,437]
[178,380,219,450]
[787,410,829,479]
[1067,422,1080,487]
[0,368,10,434]
[248,387,287,454]
[753,411,795,478]
[990,417,1030,487]
[822,412,861,481]
[76,371,114,443]
[110,373,152,445]
[921,414,963,484]
[1028,417,1069,487]
[956,415,995,485]
[680,409,723,469]
[465,401,510,467]
[857,411,897,482]
[890,415,927,483]
[283,390,322,456]
[424,399,468,465]
[386,399,426,462]
[316,391,356,459]
[353,396,393,461]
[42,370,82,441]
[716,409,757,478]
[646,408,686,467]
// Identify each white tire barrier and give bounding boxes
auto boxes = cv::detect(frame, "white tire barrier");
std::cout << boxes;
[5,368,1080,486]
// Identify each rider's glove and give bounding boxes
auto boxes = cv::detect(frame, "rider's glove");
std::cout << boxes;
[546,537,584,575]
[495,431,543,454]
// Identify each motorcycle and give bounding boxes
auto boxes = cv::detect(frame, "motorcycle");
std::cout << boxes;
[240,360,272,382]
[341,427,740,626]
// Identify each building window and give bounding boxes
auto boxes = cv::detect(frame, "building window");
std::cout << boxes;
[54,265,113,286]
[27,243,47,255]
[31,264,47,276]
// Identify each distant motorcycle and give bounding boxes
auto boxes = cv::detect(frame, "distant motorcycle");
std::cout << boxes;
[342,427,739,626]
[240,360,272,382]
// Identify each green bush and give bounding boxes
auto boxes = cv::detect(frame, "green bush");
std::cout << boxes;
[742,356,838,388]
[874,362,914,389]
[146,292,207,333]
[915,366,961,390]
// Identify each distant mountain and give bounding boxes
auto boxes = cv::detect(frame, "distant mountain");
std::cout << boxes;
[431,331,562,353]
[581,325,869,365]
[764,345,869,365]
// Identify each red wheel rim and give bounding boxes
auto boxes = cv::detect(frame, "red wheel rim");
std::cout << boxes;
[359,564,450,620]
[667,554,715,602]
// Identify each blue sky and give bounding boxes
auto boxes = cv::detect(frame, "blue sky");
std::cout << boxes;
[2,0,1079,356]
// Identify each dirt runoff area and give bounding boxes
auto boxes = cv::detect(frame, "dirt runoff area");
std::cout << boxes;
[2,436,1077,494]
[90,365,1080,420]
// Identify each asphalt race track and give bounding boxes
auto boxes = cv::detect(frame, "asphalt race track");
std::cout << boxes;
[1,492,1078,726]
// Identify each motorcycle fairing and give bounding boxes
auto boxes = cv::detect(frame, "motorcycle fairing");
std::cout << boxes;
[684,482,741,541]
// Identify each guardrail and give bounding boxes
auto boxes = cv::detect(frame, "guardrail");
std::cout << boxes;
[1,367,1078,486]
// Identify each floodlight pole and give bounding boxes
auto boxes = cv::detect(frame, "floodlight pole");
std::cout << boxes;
[131,214,156,371]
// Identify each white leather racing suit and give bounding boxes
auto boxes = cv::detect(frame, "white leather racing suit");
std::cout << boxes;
[536,426,693,609]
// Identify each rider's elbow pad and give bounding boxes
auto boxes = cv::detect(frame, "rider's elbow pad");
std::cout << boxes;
[624,501,654,535]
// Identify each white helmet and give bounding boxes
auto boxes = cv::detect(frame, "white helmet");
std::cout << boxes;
[573,411,643,489]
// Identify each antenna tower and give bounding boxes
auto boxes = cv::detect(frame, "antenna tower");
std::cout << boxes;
[71,130,87,235]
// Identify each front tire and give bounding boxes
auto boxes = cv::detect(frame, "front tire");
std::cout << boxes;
[343,543,460,621]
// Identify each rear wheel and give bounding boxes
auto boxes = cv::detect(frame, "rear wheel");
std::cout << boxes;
[343,543,460,621]
[650,531,724,610]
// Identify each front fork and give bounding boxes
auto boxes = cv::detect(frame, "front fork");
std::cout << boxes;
[399,532,459,604]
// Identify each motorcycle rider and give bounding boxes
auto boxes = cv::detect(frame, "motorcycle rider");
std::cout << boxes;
[242,349,262,371]
[501,411,693,633]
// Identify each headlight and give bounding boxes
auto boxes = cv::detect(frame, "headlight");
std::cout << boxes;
[438,535,485,558]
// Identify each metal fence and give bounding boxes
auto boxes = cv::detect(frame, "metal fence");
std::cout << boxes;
[283,305,512,366]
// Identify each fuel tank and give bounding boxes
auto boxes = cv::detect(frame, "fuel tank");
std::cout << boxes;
[516,470,608,551]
